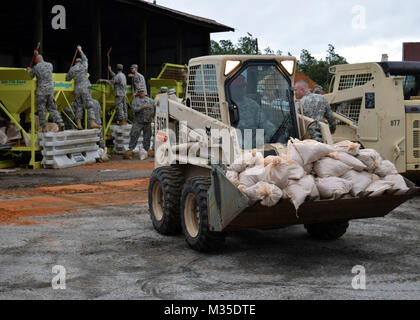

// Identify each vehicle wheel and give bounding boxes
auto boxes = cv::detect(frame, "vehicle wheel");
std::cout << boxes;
[305,221,349,241]
[148,167,185,235]
[181,177,225,252]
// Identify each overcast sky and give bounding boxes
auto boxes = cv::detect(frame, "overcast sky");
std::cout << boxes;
[156,0,419,63]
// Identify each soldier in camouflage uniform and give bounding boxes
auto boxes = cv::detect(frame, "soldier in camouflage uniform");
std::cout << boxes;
[294,80,336,140]
[65,98,105,149]
[66,46,101,130]
[123,88,155,160]
[129,64,147,96]
[27,55,65,132]
[99,64,128,125]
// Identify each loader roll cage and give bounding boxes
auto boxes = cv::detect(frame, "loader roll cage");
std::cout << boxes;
[225,60,299,149]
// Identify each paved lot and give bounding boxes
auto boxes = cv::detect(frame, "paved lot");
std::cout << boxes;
[0,161,419,300]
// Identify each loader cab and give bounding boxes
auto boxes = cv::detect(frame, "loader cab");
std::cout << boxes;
[225,60,299,149]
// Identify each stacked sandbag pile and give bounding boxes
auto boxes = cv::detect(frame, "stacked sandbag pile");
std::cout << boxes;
[227,139,410,210]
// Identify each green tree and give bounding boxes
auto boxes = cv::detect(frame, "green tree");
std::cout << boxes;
[297,44,347,90]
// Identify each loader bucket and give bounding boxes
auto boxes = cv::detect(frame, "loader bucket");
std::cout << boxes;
[208,166,420,232]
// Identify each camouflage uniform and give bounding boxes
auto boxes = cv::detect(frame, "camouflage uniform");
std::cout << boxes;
[129,96,155,151]
[132,71,147,96]
[28,62,63,128]
[104,70,128,122]
[299,92,337,134]
[66,51,95,120]
[89,98,105,149]
[66,99,105,149]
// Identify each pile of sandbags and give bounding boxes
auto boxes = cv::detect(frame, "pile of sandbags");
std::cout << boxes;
[227,139,409,211]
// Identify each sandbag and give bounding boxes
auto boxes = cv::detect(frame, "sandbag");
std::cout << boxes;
[328,152,367,172]
[139,148,148,161]
[287,140,304,166]
[281,156,305,180]
[316,177,353,199]
[333,140,361,156]
[98,148,110,162]
[292,139,335,165]
[313,157,352,178]
[366,180,395,197]
[357,149,383,172]
[239,166,266,187]
[44,123,59,133]
[303,163,314,174]
[226,170,240,187]
[242,182,283,207]
[284,175,319,210]
[384,174,409,195]
[342,170,374,196]
[231,150,264,173]
[375,160,398,177]
[262,157,289,188]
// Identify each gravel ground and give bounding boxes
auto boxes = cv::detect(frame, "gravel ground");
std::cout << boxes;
[0,197,419,300]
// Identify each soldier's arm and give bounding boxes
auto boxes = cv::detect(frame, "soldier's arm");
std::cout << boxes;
[27,67,35,79]
[322,97,337,133]
[65,68,74,82]
[80,51,88,69]
[109,70,116,78]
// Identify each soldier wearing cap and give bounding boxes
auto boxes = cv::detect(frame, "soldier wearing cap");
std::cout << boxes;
[66,45,101,130]
[155,86,168,106]
[129,64,148,97]
[124,88,156,160]
[99,64,128,126]
[27,54,65,132]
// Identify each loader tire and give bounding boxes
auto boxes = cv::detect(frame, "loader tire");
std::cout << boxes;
[181,177,225,252]
[305,221,349,241]
[149,167,185,235]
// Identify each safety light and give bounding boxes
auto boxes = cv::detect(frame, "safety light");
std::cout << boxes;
[281,60,295,75]
[225,60,241,76]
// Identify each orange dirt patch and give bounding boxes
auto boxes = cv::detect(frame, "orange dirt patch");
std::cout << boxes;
[0,178,150,226]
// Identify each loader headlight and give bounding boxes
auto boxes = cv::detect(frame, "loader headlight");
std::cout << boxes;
[280,60,295,75]
[225,60,241,76]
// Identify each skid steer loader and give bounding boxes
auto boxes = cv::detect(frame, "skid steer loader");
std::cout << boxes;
[325,61,420,181]
[148,55,419,252]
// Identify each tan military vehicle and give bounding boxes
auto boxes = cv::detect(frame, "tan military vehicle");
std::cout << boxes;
[148,55,419,252]
[325,62,420,180]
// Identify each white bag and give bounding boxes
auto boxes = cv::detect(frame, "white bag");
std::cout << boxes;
[366,180,395,197]
[239,166,266,187]
[242,182,283,207]
[342,170,374,197]
[357,149,383,172]
[303,163,314,174]
[231,150,264,173]
[287,140,304,166]
[375,160,398,177]
[226,170,240,186]
[316,177,353,199]
[98,148,110,162]
[282,157,305,180]
[333,141,361,156]
[313,157,352,178]
[384,174,409,195]
[262,157,289,189]
[328,152,367,172]
[139,148,149,161]
[292,139,335,165]
[284,175,319,210]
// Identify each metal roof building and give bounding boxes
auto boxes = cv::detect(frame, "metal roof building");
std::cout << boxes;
[0,0,233,81]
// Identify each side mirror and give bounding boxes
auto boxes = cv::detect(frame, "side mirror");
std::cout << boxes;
[229,104,240,125]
